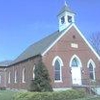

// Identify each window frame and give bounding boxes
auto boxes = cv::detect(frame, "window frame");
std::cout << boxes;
[87,59,96,81]
[69,54,82,68]
[52,56,63,82]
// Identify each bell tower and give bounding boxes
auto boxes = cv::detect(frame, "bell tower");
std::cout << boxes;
[58,2,75,32]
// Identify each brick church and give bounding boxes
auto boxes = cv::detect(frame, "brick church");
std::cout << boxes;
[0,3,100,91]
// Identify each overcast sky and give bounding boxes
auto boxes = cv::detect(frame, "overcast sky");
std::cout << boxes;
[0,0,100,61]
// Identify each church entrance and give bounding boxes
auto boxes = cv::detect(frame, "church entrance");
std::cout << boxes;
[71,67,82,85]
[70,55,82,85]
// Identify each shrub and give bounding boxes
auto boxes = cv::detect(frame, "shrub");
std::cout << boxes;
[29,61,53,92]
[13,89,86,100]
[0,87,6,90]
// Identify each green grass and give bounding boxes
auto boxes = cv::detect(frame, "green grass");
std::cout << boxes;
[0,90,16,100]
[75,96,100,100]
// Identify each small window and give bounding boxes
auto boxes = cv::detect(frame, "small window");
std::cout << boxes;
[61,16,65,24]
[68,16,72,23]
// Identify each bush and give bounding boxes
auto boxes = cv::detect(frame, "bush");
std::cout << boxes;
[29,61,53,92]
[13,89,86,100]
[0,87,6,90]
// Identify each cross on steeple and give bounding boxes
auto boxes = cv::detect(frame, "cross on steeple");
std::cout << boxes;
[64,0,67,6]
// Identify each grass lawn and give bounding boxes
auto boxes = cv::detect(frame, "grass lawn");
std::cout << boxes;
[75,96,100,100]
[0,90,16,100]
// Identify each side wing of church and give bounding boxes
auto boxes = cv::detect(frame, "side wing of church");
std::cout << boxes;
[0,3,100,91]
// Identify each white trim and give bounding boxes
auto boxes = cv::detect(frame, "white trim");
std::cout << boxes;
[52,56,64,66]
[52,56,63,82]
[8,72,11,84]
[42,23,100,60]
[53,88,71,91]
[22,68,26,83]
[69,54,82,67]
[14,70,17,83]
[42,24,73,56]
[73,24,100,60]
[87,59,96,68]
[54,80,63,83]
[87,59,96,80]
[32,65,35,80]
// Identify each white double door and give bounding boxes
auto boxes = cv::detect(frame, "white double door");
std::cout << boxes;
[71,67,82,85]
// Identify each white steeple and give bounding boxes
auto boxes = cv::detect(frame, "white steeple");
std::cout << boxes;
[58,2,75,31]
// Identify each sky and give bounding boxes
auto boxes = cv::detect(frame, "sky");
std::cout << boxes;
[0,0,100,61]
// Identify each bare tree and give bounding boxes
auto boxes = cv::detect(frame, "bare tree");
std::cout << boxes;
[90,32,100,55]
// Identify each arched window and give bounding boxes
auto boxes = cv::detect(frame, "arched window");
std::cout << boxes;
[14,70,17,83]
[8,72,11,84]
[70,55,82,67]
[87,59,96,80]
[33,65,35,80]
[22,68,26,83]
[52,56,63,82]
[55,60,61,81]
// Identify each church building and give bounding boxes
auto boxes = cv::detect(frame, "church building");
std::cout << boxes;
[0,3,100,91]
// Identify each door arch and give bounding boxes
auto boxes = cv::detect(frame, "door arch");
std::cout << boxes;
[70,55,82,85]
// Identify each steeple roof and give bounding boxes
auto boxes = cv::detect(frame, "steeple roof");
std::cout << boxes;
[58,4,75,16]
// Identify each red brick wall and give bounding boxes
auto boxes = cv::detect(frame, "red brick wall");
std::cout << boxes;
[6,56,41,90]
[42,26,100,88]
[0,68,6,88]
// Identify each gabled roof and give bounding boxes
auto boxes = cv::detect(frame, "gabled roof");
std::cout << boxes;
[10,27,68,65]
[10,23,100,66]
[58,5,75,16]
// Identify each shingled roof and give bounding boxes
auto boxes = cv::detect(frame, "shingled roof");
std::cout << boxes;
[10,29,66,65]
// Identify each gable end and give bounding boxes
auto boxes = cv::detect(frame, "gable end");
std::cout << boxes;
[42,23,100,60]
